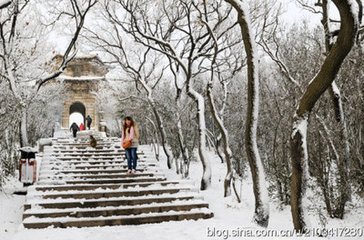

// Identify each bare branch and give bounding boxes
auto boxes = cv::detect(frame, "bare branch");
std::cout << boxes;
[0,0,11,9]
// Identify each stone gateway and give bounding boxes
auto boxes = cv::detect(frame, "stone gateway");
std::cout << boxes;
[53,55,108,130]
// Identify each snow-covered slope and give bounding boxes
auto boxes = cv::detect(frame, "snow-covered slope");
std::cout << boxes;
[1,140,363,240]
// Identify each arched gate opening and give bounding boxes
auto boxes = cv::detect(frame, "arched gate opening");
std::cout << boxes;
[69,101,86,128]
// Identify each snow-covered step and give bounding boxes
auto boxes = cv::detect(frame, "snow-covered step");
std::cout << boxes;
[39,172,162,180]
[62,176,167,185]
[41,165,157,172]
[51,153,135,157]
[40,163,141,168]
[52,158,151,164]
[53,161,158,167]
[41,161,156,167]
[23,208,213,229]
[34,180,193,192]
[24,193,199,210]
[52,144,117,148]
[68,164,156,169]
[33,186,197,200]
[23,137,213,229]
[39,165,158,172]
[51,168,149,174]
[53,141,116,145]
[47,160,151,166]
[53,149,124,152]
[54,155,150,160]
[23,200,209,219]
[52,151,150,156]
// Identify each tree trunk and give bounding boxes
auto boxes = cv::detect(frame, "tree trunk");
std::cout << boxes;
[187,87,211,190]
[290,0,358,232]
[20,107,29,147]
[146,117,160,161]
[322,0,352,210]
[207,81,233,197]
[225,0,269,227]
[149,101,173,169]
[176,109,190,177]
[139,79,173,169]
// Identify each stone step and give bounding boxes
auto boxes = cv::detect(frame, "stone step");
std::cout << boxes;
[47,159,149,165]
[34,181,191,192]
[48,161,157,167]
[23,200,209,219]
[53,148,124,152]
[51,152,139,157]
[64,176,167,185]
[23,140,212,229]
[40,165,156,173]
[24,193,197,210]
[53,143,117,146]
[66,164,154,170]
[23,209,213,229]
[42,160,153,165]
[52,151,148,155]
[55,164,154,170]
[58,169,147,174]
[54,155,123,160]
[41,165,155,172]
[54,140,118,144]
[40,172,158,180]
[37,176,167,185]
[52,143,115,150]
[53,156,150,162]
[37,186,195,200]
[52,145,120,149]
[54,154,150,159]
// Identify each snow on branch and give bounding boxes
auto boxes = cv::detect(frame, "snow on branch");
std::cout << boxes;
[35,0,98,92]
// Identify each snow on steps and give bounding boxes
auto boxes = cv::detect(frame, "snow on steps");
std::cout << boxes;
[34,180,191,192]
[23,136,213,228]
[23,209,213,229]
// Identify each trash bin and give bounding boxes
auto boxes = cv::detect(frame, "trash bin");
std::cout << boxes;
[19,147,38,186]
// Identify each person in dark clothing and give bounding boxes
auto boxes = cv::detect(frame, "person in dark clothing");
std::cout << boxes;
[70,122,80,138]
[86,115,92,130]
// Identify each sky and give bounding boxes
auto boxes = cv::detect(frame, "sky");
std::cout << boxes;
[48,0,324,53]
[278,0,321,26]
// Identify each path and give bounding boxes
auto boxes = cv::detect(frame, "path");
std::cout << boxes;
[22,135,213,228]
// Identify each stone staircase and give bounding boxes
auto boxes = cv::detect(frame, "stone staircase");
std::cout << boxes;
[22,136,213,229]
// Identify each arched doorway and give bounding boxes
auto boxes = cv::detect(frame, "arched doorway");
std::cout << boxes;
[69,101,86,128]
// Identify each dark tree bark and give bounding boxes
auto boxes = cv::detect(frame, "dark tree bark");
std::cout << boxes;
[224,0,269,227]
[321,0,352,217]
[290,0,358,232]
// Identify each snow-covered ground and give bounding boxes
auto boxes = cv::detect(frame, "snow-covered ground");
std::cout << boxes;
[1,146,363,240]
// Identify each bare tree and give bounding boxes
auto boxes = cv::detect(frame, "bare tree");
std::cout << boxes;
[295,0,354,218]
[0,0,97,146]
[224,0,269,228]
[168,60,194,176]
[196,3,245,197]
[111,0,237,190]
[290,0,359,232]
[85,14,175,168]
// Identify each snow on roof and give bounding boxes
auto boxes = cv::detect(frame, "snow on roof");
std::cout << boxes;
[58,75,105,81]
